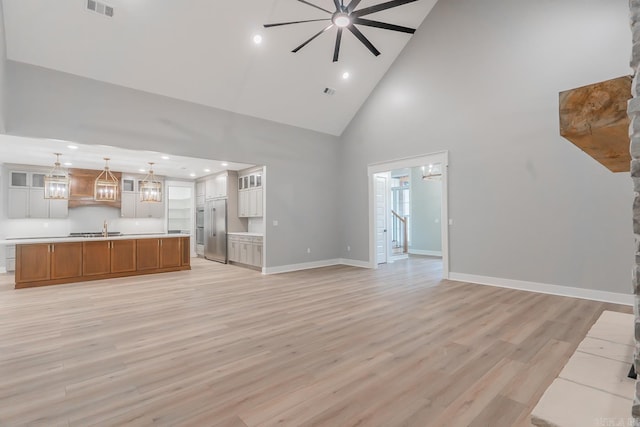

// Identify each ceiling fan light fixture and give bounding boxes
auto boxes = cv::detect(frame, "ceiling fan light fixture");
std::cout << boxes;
[333,13,350,27]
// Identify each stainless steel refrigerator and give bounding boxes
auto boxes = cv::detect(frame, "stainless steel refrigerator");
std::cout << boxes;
[204,199,227,263]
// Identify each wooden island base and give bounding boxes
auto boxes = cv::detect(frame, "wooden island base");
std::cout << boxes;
[15,236,190,289]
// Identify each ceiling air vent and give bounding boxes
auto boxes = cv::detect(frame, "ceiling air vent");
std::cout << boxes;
[323,87,336,96]
[86,0,114,18]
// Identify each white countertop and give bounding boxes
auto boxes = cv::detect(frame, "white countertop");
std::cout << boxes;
[227,232,264,237]
[0,234,190,245]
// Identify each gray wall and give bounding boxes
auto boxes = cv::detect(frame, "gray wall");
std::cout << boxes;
[410,167,441,254]
[0,1,6,133]
[339,0,633,293]
[5,61,341,269]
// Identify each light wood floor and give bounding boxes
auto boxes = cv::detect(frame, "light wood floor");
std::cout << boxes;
[0,256,631,427]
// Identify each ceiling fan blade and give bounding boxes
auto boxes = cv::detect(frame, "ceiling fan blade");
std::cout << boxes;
[333,28,343,62]
[346,0,363,13]
[297,0,333,14]
[353,18,415,33]
[352,0,418,17]
[333,0,342,10]
[348,25,381,56]
[264,18,331,28]
[292,24,334,53]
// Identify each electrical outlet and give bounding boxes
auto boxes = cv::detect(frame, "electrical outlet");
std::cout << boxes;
[307,248,311,253]
[273,220,279,226]
[347,245,351,252]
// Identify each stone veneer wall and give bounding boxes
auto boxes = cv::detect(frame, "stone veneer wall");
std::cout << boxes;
[631,1,640,421]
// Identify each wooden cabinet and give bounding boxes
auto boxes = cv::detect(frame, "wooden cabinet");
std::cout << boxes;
[111,240,136,273]
[16,242,82,284]
[50,243,83,280]
[160,238,181,268]
[84,240,137,276]
[83,241,111,276]
[137,238,160,271]
[181,237,191,266]
[14,237,190,289]
[15,244,50,283]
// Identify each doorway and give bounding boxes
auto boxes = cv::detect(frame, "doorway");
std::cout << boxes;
[367,152,449,278]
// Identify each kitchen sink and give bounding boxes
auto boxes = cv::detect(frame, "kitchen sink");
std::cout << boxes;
[68,232,122,238]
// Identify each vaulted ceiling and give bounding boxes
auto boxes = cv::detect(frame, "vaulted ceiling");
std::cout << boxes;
[2,0,438,135]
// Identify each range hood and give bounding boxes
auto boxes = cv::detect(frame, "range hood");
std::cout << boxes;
[68,168,122,208]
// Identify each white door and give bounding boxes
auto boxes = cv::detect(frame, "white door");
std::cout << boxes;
[375,175,388,264]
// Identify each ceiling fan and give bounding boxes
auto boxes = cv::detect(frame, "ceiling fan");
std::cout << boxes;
[264,0,418,62]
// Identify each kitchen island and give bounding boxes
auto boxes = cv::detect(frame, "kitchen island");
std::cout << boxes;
[1,234,190,289]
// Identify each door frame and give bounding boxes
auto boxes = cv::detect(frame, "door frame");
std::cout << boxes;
[367,151,450,279]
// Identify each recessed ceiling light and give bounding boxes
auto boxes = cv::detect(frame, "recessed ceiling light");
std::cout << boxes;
[342,71,350,80]
[189,173,196,177]
[64,162,72,166]
[253,34,263,45]
[221,162,228,167]
[139,168,146,172]
[67,145,78,150]
[204,168,211,173]
[161,155,170,160]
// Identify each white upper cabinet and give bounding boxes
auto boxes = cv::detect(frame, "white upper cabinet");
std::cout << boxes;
[7,170,69,219]
[238,169,263,218]
[120,174,165,218]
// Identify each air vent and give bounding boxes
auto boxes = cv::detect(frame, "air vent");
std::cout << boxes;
[86,0,114,17]
[323,87,336,96]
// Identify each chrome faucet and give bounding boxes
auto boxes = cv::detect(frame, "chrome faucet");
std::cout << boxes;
[102,220,108,238]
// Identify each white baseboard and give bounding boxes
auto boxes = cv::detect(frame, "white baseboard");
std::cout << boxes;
[409,249,442,257]
[263,259,341,275]
[263,258,373,274]
[339,258,372,268]
[449,272,634,306]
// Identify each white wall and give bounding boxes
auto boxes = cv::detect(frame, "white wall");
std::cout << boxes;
[5,61,341,269]
[339,0,634,293]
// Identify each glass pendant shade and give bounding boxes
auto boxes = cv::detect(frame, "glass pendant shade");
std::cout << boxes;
[44,153,70,200]
[140,162,162,203]
[95,157,119,201]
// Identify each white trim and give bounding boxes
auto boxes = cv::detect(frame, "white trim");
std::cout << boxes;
[339,258,371,268]
[367,151,450,278]
[409,249,442,257]
[264,259,341,275]
[448,272,633,306]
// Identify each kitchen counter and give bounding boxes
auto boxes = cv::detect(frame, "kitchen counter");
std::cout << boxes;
[227,232,264,237]
[10,234,191,289]
[0,233,189,245]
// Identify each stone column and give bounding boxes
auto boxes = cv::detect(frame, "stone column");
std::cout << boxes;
[630,1,640,423]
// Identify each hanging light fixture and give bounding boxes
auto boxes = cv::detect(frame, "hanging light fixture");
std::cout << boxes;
[44,153,70,200]
[140,162,162,203]
[95,157,119,201]
[422,163,443,181]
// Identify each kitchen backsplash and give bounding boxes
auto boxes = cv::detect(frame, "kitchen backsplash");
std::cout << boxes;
[248,217,264,234]
[1,205,164,238]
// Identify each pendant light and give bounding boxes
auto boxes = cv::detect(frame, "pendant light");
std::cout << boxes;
[140,162,162,202]
[95,157,119,201]
[44,153,70,200]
